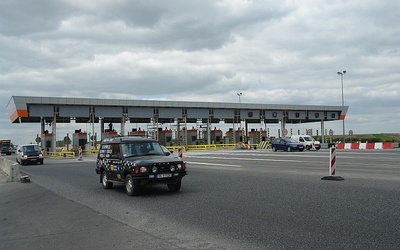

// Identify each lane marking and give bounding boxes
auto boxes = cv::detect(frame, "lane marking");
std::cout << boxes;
[187,161,242,168]
[186,155,304,163]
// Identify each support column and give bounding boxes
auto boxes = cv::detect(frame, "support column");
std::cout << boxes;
[321,120,325,144]
[121,116,126,136]
[40,117,45,148]
[51,113,57,152]
[207,118,211,145]
[100,118,104,141]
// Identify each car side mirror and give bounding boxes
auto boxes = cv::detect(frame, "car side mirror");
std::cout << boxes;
[164,151,171,156]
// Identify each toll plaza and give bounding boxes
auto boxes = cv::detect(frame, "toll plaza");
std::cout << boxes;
[6,96,348,152]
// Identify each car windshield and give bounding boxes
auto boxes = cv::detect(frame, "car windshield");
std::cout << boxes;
[121,141,164,157]
[303,137,313,141]
[22,145,40,152]
[284,138,297,143]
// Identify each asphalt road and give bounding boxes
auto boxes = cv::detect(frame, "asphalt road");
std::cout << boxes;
[1,149,399,249]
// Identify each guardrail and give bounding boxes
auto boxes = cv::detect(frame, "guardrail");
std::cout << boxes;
[44,151,76,158]
[83,149,99,155]
[215,144,236,149]
[186,144,217,150]
[166,146,186,152]
[166,143,260,151]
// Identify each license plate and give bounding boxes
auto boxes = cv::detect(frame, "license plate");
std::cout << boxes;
[157,173,172,178]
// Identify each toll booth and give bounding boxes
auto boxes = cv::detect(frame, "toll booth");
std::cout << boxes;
[225,129,244,144]
[73,130,88,151]
[102,130,118,141]
[185,128,198,145]
[42,130,53,152]
[128,128,147,137]
[248,129,267,144]
[158,129,173,146]
[210,128,223,144]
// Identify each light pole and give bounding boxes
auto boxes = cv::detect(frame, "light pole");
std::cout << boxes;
[236,92,243,142]
[337,71,346,143]
[237,92,242,103]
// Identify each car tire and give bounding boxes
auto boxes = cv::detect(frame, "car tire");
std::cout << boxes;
[101,171,113,189]
[167,179,182,192]
[306,145,311,150]
[40,160,44,164]
[272,146,277,152]
[125,174,140,196]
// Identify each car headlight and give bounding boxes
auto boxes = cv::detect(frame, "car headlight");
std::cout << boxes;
[22,155,28,158]
[177,163,186,170]
[134,166,148,174]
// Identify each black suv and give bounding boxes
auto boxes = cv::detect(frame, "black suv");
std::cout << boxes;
[95,137,187,196]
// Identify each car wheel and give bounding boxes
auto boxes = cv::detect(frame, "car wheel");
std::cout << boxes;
[272,146,277,152]
[40,160,44,164]
[101,171,113,189]
[125,174,140,196]
[306,145,311,150]
[287,147,292,152]
[167,179,182,192]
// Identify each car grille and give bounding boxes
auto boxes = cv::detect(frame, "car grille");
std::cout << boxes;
[151,162,175,173]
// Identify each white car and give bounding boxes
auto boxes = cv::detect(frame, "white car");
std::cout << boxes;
[291,135,321,150]
[16,144,44,165]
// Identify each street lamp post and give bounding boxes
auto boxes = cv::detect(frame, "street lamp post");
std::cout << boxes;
[236,92,243,143]
[237,92,242,103]
[337,71,346,143]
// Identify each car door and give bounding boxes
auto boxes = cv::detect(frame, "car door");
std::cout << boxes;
[276,139,285,150]
[107,143,124,181]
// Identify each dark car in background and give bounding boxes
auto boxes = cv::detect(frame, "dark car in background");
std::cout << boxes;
[271,138,304,152]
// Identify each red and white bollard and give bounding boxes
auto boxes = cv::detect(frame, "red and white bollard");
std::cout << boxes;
[178,147,183,159]
[329,147,336,176]
[78,146,83,161]
[321,146,344,181]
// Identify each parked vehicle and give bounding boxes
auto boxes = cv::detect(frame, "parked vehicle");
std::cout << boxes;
[16,144,44,165]
[271,138,305,152]
[291,135,321,150]
[95,137,187,196]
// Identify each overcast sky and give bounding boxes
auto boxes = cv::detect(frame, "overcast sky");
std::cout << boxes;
[1,0,399,145]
